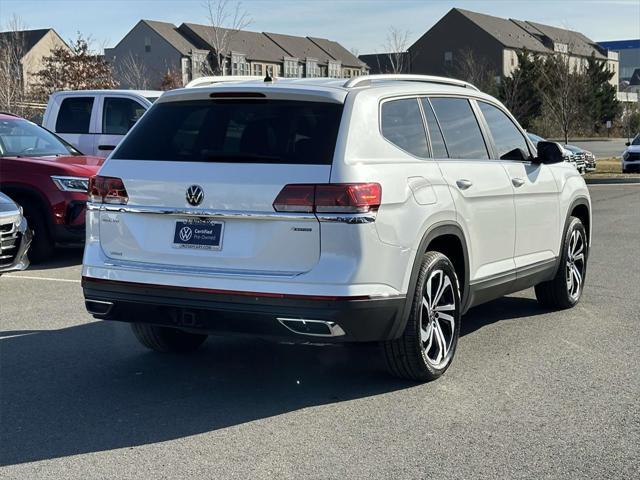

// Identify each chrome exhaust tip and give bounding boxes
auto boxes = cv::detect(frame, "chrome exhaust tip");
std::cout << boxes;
[85,299,114,316]
[277,317,346,337]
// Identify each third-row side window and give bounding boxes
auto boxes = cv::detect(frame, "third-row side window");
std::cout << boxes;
[380,98,428,158]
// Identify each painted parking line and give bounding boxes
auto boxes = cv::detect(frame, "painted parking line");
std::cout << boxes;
[1,275,80,283]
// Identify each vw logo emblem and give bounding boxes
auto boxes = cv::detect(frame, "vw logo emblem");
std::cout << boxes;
[179,226,193,242]
[186,185,204,206]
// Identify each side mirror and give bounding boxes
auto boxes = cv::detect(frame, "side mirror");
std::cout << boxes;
[625,142,630,146]
[534,141,565,164]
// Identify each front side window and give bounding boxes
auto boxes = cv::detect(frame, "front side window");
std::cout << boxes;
[429,97,488,160]
[0,118,77,157]
[478,102,531,161]
[381,98,428,158]
[112,99,343,165]
[55,97,94,134]
[102,97,146,135]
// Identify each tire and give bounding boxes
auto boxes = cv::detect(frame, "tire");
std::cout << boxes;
[382,251,461,382]
[131,323,208,353]
[19,200,54,263]
[535,216,587,309]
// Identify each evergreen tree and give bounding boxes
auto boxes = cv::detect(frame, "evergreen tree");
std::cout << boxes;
[584,54,620,132]
[499,49,544,130]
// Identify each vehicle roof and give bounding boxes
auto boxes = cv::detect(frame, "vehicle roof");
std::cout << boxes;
[50,89,163,97]
[0,112,23,120]
[159,77,499,105]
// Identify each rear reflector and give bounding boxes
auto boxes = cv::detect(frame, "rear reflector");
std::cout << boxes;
[273,183,381,214]
[89,175,129,204]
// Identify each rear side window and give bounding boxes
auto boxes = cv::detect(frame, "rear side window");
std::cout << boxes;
[478,102,531,161]
[380,98,428,158]
[430,98,488,160]
[55,97,94,134]
[112,99,343,164]
[102,97,147,135]
[421,99,448,158]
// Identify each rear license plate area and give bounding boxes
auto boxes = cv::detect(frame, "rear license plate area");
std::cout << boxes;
[173,219,224,250]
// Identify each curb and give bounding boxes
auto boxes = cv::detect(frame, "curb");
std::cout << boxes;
[585,177,640,185]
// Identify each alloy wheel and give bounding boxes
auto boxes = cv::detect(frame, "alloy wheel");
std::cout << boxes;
[420,269,457,368]
[566,229,586,301]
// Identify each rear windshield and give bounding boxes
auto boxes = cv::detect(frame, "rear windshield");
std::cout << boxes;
[112,99,343,164]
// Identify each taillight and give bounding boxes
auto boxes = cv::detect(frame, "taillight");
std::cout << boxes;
[273,184,315,212]
[273,183,381,214]
[88,175,129,204]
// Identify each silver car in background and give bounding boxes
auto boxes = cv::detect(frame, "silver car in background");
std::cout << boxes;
[0,192,32,274]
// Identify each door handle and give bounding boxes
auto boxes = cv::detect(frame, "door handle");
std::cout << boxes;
[511,177,525,187]
[456,179,473,190]
[98,145,116,151]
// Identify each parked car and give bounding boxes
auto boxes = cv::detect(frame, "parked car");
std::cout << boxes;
[0,112,104,262]
[526,133,583,173]
[563,145,588,174]
[42,89,162,157]
[0,192,31,274]
[82,74,591,382]
[622,133,640,173]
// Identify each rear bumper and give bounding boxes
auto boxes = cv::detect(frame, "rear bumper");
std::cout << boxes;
[82,277,407,342]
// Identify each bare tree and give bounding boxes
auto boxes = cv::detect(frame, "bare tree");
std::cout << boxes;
[538,48,586,144]
[453,48,498,94]
[383,26,409,74]
[202,0,252,75]
[117,52,150,89]
[0,15,28,113]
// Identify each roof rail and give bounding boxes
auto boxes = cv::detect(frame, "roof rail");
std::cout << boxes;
[343,74,479,91]
[185,75,263,88]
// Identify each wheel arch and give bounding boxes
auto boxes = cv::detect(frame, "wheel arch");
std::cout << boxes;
[568,197,591,246]
[389,222,470,339]
[0,184,54,232]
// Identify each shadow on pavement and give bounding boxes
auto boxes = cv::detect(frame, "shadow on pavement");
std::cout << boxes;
[26,248,83,271]
[0,294,547,466]
[0,322,411,466]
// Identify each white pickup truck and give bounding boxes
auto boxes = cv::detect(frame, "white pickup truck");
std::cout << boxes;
[42,90,162,157]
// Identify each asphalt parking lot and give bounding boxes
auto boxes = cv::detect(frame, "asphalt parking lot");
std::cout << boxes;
[570,137,627,159]
[1,184,638,479]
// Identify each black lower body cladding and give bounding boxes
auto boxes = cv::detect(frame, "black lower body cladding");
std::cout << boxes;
[82,277,406,343]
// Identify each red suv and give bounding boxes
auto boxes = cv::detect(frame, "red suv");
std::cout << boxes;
[0,113,104,262]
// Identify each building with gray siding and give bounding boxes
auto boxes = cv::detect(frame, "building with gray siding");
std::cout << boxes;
[107,20,367,88]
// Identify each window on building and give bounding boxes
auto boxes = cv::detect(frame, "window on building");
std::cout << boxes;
[144,37,151,53]
[429,98,489,160]
[305,58,319,78]
[102,97,146,135]
[444,51,453,63]
[478,101,531,161]
[328,61,341,78]
[252,63,263,76]
[55,97,94,134]
[284,58,300,78]
[381,98,428,158]
[421,99,448,158]
[231,53,249,76]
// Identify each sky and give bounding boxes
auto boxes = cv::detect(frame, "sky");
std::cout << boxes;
[1,0,639,54]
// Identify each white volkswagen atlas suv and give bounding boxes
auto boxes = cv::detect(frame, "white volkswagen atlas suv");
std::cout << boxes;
[82,75,591,382]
